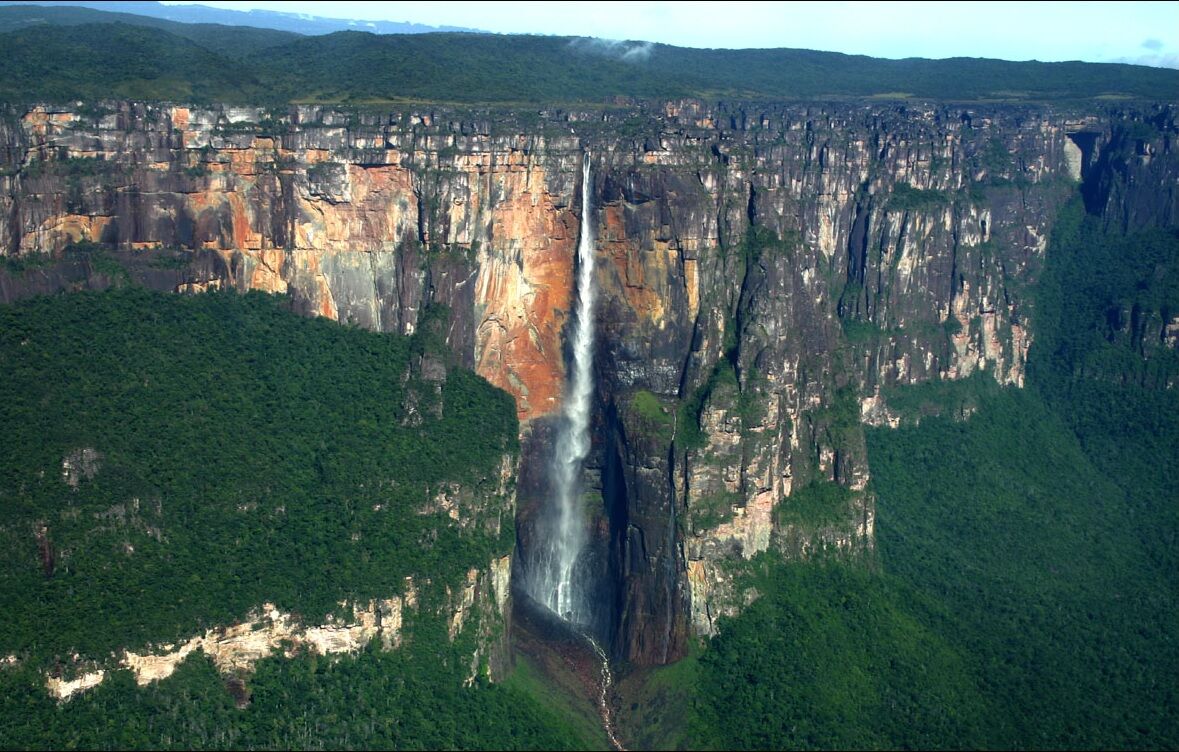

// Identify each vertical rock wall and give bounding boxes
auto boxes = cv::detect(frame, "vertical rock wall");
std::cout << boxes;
[3,99,1173,664]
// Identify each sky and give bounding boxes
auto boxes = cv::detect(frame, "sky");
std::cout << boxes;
[160,0,1179,67]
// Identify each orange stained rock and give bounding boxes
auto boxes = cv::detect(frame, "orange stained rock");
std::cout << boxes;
[304,254,338,320]
[170,107,190,131]
[292,164,416,250]
[684,258,699,319]
[247,248,288,294]
[22,109,49,137]
[347,163,413,203]
[318,288,336,319]
[227,149,257,176]
[23,214,112,252]
[687,559,709,590]
[474,171,577,422]
[187,191,215,212]
[185,190,251,250]
[601,203,627,243]
[226,192,260,250]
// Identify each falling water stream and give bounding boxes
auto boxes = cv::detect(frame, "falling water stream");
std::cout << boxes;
[530,153,596,623]
[525,154,620,749]
[587,635,625,751]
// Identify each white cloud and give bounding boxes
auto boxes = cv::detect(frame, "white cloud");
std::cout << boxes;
[568,37,655,63]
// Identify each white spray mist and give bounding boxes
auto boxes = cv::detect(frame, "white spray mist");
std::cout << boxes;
[532,153,596,621]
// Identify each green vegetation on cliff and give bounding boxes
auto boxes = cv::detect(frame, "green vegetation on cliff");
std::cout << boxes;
[0,288,516,662]
[1032,199,1179,390]
[661,203,1179,750]
[0,634,592,750]
[678,375,1177,750]
[0,288,594,749]
[692,558,982,749]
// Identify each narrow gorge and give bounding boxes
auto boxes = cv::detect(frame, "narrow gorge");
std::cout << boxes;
[1,97,1176,676]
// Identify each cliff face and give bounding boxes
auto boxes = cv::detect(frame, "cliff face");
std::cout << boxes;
[42,552,513,702]
[3,99,1173,665]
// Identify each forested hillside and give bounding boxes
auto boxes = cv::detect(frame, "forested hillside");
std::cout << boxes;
[0,6,1175,104]
[0,288,598,749]
[0,2,300,53]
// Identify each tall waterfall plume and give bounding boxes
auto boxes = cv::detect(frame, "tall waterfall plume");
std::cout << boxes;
[530,153,597,622]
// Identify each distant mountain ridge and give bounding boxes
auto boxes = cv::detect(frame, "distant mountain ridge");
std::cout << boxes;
[0,2,301,56]
[0,0,482,35]
[0,4,1175,104]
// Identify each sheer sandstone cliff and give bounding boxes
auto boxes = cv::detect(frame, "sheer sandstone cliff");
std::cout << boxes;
[3,99,1173,665]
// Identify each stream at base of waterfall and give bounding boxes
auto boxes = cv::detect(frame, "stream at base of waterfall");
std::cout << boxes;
[523,154,620,749]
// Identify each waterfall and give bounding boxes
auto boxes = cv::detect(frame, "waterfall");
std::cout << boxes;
[588,635,625,751]
[530,153,596,623]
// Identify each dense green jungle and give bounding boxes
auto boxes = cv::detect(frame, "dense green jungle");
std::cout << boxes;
[0,199,1175,750]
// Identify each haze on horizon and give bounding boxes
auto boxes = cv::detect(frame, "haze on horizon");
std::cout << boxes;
[158,0,1179,68]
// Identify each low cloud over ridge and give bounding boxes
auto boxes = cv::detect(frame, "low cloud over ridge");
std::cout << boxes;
[568,37,654,63]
